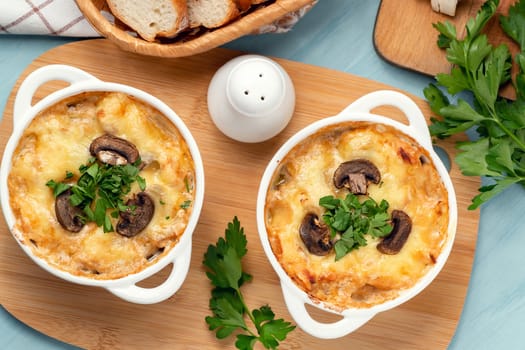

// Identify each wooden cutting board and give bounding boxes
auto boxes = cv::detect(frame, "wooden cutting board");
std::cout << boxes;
[374,0,520,99]
[0,39,480,349]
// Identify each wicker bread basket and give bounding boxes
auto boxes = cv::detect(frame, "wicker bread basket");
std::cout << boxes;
[76,0,315,57]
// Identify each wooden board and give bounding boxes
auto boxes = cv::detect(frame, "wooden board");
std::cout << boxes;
[0,39,480,349]
[374,0,520,99]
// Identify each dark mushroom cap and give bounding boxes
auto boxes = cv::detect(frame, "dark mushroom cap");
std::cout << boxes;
[299,213,333,256]
[377,210,412,255]
[89,134,139,166]
[55,189,85,232]
[116,192,155,237]
[333,159,381,195]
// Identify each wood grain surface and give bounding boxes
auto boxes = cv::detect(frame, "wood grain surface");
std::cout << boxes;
[0,39,480,349]
[374,0,520,100]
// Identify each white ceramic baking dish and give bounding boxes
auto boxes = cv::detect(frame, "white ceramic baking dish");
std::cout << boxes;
[256,90,458,339]
[0,64,205,304]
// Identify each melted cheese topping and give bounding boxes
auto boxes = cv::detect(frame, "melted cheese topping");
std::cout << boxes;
[8,92,196,280]
[264,122,449,310]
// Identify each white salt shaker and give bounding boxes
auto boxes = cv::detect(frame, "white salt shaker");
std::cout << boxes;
[207,54,296,143]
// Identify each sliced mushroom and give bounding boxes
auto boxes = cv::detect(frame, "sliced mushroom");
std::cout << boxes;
[333,159,381,195]
[89,134,139,166]
[55,189,84,232]
[377,210,412,255]
[299,213,333,256]
[116,192,155,237]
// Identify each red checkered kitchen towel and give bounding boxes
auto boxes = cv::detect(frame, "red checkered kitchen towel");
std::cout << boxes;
[0,0,99,36]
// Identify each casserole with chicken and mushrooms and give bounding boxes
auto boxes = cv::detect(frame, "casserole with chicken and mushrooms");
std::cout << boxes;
[263,121,449,310]
[7,91,196,280]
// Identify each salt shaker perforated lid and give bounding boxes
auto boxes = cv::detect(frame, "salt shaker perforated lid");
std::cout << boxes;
[207,54,296,143]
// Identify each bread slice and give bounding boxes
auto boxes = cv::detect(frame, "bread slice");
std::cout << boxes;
[187,0,240,28]
[430,0,459,16]
[106,0,189,41]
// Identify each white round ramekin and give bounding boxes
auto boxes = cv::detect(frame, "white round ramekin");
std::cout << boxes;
[256,90,458,339]
[0,64,205,304]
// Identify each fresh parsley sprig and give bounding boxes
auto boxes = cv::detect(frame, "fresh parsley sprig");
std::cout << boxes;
[424,0,525,209]
[46,157,146,232]
[500,0,525,100]
[203,217,295,349]
[319,194,393,260]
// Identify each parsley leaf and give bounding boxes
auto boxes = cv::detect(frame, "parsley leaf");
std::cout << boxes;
[207,289,247,339]
[235,334,258,350]
[203,217,295,349]
[253,306,295,349]
[320,194,393,261]
[425,0,525,209]
[500,0,525,100]
[180,200,192,209]
[500,0,525,50]
[45,179,70,197]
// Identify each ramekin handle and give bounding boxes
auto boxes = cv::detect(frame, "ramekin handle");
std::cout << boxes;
[280,281,374,339]
[341,90,432,149]
[107,245,192,304]
[13,64,99,129]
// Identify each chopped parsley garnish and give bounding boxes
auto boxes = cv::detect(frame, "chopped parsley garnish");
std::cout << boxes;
[184,175,191,192]
[180,200,192,209]
[46,157,146,232]
[320,194,393,260]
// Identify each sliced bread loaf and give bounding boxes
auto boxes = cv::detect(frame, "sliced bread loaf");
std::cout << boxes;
[106,0,189,41]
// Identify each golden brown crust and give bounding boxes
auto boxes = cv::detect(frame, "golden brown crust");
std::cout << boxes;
[160,0,189,38]
[264,122,449,311]
[8,92,196,280]
[166,0,189,37]
[235,0,252,12]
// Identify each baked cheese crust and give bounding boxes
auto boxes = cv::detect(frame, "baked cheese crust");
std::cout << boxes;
[264,122,449,310]
[8,92,196,280]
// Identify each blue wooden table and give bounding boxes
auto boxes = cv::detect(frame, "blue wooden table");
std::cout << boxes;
[1,1,524,349]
